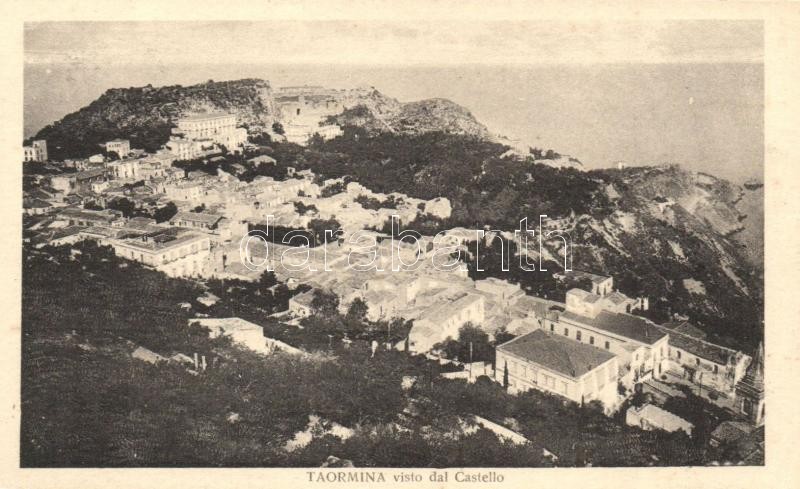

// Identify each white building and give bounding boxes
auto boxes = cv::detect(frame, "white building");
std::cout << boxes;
[496,329,620,410]
[107,159,141,180]
[626,404,693,435]
[23,140,48,162]
[104,139,131,158]
[109,230,211,278]
[175,112,247,150]
[166,137,202,161]
[284,123,342,145]
[409,292,485,352]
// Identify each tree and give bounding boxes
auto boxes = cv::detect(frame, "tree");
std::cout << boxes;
[307,218,341,245]
[258,270,278,290]
[154,202,178,223]
[503,360,509,388]
[308,133,325,147]
[494,325,515,346]
[310,289,339,317]
[272,122,285,135]
[345,298,369,325]
[107,197,135,218]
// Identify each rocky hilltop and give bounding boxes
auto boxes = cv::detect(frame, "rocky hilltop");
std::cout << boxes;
[33,79,278,160]
[324,91,491,139]
[33,79,499,159]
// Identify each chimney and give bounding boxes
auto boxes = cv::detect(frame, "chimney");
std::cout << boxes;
[193,352,199,370]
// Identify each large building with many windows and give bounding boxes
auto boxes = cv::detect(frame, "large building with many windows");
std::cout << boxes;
[174,112,248,150]
[109,228,211,278]
[496,329,620,409]
[23,140,48,162]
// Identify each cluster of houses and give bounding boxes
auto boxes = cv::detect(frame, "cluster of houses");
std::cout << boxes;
[22,105,764,449]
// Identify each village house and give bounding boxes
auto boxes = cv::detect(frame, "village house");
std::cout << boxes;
[656,321,751,399]
[164,181,204,204]
[23,140,48,162]
[166,137,203,161]
[248,154,277,167]
[555,270,615,296]
[104,139,131,158]
[107,158,141,180]
[474,277,525,306]
[288,290,315,318]
[189,317,301,355]
[496,329,620,410]
[50,168,108,195]
[168,211,244,242]
[109,228,211,278]
[626,403,693,435]
[408,291,485,352]
[54,207,123,227]
[557,306,668,388]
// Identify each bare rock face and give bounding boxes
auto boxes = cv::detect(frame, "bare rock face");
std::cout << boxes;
[327,93,490,139]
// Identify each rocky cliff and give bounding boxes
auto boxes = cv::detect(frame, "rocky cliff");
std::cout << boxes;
[326,92,490,139]
[33,79,278,160]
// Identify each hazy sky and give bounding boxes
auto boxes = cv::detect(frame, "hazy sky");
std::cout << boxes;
[24,21,764,182]
[25,20,763,66]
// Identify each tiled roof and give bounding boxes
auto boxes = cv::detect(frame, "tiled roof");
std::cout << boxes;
[655,325,732,364]
[661,320,708,339]
[561,310,666,345]
[420,293,482,324]
[171,212,223,226]
[498,329,615,378]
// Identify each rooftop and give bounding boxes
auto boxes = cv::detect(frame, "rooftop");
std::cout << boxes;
[420,292,483,325]
[498,329,616,378]
[628,404,693,432]
[177,112,235,122]
[171,211,224,226]
[655,324,735,364]
[556,270,611,285]
[561,310,667,345]
[291,290,316,308]
[115,228,207,252]
[661,320,708,340]
[191,317,262,333]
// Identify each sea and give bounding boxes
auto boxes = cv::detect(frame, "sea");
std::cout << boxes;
[24,62,763,183]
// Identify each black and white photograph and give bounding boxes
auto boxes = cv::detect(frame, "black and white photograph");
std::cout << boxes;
[12,5,788,481]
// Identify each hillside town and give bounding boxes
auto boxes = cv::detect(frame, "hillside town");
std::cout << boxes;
[21,83,764,467]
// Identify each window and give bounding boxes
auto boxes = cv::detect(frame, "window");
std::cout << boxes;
[696,358,701,366]
[677,350,681,359]
[714,364,718,374]
[604,341,610,350]
[589,336,595,345]
[560,382,568,395]
[564,328,569,336]
[576,331,582,341]
[550,324,554,332]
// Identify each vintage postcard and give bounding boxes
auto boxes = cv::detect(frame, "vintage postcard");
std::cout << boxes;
[2,1,799,488]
